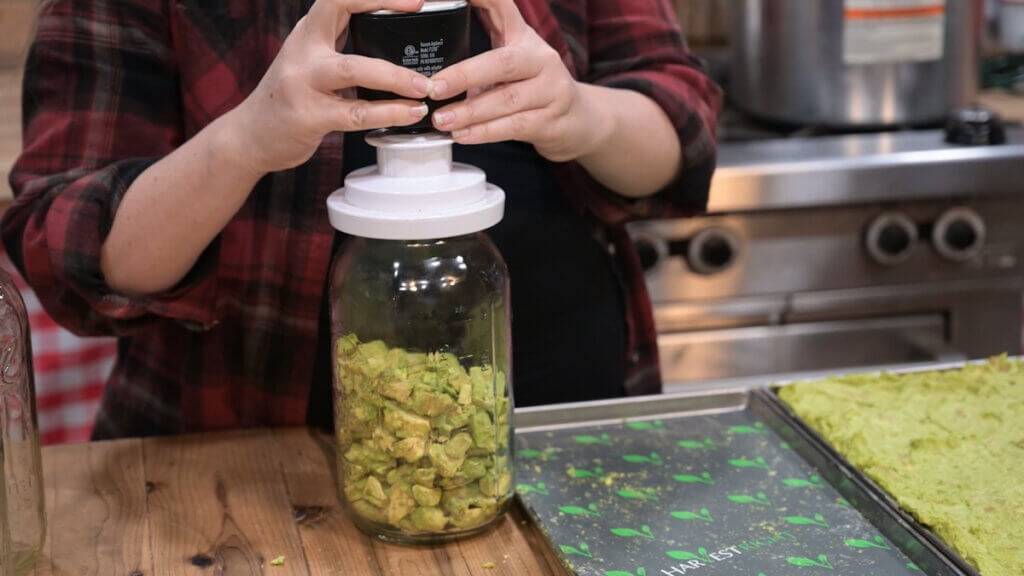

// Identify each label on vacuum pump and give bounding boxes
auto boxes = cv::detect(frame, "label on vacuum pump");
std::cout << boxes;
[843,0,946,65]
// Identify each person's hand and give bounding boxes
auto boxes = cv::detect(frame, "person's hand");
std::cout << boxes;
[227,0,434,176]
[427,0,600,162]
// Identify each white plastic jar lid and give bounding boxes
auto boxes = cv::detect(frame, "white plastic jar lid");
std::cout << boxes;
[327,131,505,240]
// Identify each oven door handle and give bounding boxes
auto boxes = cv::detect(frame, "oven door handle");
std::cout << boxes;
[901,330,969,363]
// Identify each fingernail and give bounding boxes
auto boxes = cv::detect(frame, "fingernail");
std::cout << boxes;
[452,128,470,139]
[410,103,429,117]
[430,79,448,99]
[412,77,431,97]
[433,110,454,127]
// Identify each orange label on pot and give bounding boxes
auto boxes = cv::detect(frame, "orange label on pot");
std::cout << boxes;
[843,0,946,64]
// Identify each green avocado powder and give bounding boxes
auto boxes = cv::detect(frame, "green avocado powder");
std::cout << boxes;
[779,356,1024,576]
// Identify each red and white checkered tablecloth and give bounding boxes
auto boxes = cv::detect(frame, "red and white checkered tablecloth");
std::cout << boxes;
[1,252,115,445]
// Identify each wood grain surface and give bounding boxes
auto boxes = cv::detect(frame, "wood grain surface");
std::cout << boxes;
[25,428,568,576]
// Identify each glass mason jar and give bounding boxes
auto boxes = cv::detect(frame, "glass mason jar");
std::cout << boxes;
[0,447,8,575]
[329,233,514,544]
[0,268,45,574]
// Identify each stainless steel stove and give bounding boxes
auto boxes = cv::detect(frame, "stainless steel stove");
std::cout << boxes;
[628,121,1024,390]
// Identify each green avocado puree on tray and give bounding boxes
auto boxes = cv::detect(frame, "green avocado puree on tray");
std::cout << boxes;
[778,356,1024,576]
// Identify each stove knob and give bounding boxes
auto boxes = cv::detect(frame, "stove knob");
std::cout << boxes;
[632,237,664,272]
[944,106,1007,146]
[866,212,918,265]
[932,207,986,262]
[687,227,739,275]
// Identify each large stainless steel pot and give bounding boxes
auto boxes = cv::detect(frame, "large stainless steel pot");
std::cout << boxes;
[727,0,981,127]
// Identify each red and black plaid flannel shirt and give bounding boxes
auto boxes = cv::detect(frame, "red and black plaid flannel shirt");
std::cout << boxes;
[2,0,719,438]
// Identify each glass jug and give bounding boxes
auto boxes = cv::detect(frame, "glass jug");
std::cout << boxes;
[0,267,45,574]
[0,448,8,574]
[326,132,513,544]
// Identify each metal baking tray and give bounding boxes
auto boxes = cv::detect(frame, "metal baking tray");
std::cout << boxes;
[762,358,1011,576]
[514,388,971,576]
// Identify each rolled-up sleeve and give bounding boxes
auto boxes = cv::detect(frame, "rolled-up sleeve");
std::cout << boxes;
[579,0,721,225]
[1,0,220,337]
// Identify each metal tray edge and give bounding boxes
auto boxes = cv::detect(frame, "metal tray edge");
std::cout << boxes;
[768,355,1021,388]
[514,387,749,433]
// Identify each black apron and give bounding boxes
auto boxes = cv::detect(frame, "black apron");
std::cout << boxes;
[308,14,627,428]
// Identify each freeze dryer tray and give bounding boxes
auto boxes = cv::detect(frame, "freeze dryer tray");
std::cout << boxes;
[513,388,971,576]
[764,357,1024,576]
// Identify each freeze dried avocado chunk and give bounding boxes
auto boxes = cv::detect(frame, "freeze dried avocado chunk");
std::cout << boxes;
[438,474,474,490]
[432,405,474,437]
[441,484,484,516]
[378,379,413,403]
[451,507,491,529]
[457,378,473,405]
[412,467,437,487]
[412,484,442,507]
[387,482,417,525]
[335,334,514,534]
[469,410,496,451]
[371,427,397,452]
[344,478,367,503]
[428,442,464,478]
[350,399,379,423]
[445,433,473,458]
[383,407,431,439]
[364,476,388,508]
[358,339,389,358]
[352,500,388,524]
[442,484,500,529]
[409,387,455,417]
[461,457,488,481]
[344,444,394,476]
[336,333,360,356]
[410,507,448,532]
[391,437,426,462]
[386,465,416,486]
[425,432,475,479]
[479,471,511,497]
[345,463,369,482]
[469,366,495,410]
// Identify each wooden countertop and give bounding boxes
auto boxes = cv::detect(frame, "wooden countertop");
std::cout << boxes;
[26,428,568,576]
